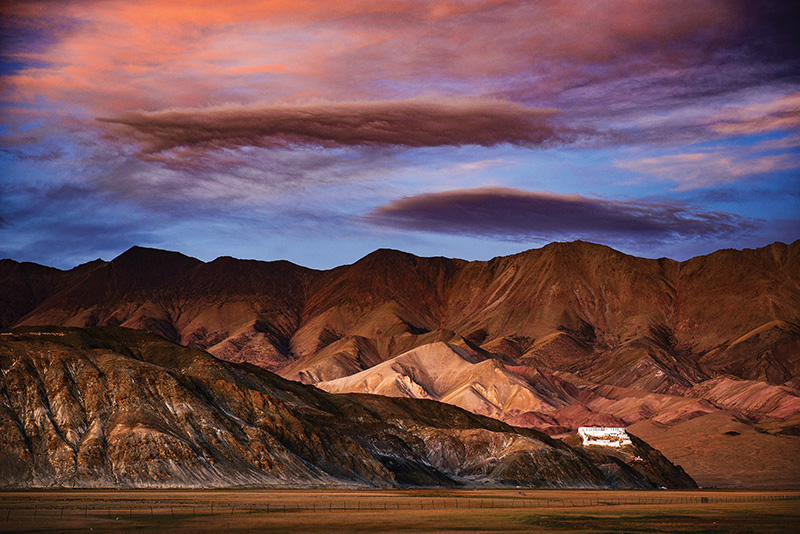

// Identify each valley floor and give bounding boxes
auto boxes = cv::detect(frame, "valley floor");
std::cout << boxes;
[1,489,797,533]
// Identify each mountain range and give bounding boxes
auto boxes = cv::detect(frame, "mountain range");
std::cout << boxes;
[1,326,693,489]
[2,240,799,488]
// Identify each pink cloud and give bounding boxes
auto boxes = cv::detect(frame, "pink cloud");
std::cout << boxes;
[1,0,797,157]
[0,0,759,115]
[616,148,800,190]
[710,92,800,136]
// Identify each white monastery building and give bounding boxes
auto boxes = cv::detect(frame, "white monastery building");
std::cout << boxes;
[577,427,632,447]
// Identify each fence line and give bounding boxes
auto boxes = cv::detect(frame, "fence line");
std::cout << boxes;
[2,493,797,521]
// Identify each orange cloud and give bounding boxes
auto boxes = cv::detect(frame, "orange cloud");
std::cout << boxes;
[1,0,750,117]
[3,0,797,164]
[226,64,286,75]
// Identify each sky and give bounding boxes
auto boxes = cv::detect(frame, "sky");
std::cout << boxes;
[1,0,798,270]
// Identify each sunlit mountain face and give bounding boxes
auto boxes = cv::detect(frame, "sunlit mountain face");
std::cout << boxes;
[1,1,798,268]
[3,241,799,488]
[2,1,798,496]
[0,325,698,489]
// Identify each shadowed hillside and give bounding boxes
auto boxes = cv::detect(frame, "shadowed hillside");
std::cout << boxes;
[0,326,693,489]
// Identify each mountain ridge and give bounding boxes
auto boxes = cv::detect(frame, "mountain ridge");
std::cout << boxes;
[4,240,798,385]
[3,240,799,488]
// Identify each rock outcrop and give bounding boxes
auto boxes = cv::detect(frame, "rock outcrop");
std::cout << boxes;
[0,326,693,489]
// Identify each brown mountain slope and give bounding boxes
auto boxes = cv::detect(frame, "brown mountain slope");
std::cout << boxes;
[281,329,487,384]
[9,241,800,388]
[698,320,800,383]
[442,242,681,351]
[5,240,799,487]
[0,258,103,330]
[674,242,800,353]
[0,326,693,489]
[286,249,462,362]
[13,247,318,370]
[630,412,800,489]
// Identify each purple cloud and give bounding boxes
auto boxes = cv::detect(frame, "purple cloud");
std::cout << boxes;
[99,98,564,158]
[366,188,760,243]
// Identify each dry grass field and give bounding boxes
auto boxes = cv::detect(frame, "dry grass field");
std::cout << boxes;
[0,489,797,534]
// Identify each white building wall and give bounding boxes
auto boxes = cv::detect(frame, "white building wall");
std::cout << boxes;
[577,426,632,447]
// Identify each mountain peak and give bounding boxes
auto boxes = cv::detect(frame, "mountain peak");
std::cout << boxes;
[113,245,200,266]
[358,247,419,263]
[107,246,202,282]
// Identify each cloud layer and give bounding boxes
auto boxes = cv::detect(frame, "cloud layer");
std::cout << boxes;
[100,99,562,156]
[4,0,797,156]
[1,0,797,268]
[3,1,796,121]
[367,188,759,243]
[616,150,800,190]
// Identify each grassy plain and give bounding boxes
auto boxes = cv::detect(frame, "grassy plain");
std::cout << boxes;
[0,489,797,534]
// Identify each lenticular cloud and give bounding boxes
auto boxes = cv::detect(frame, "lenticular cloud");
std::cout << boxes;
[100,98,564,156]
[367,187,760,242]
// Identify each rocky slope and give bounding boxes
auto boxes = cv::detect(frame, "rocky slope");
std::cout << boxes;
[3,240,799,487]
[318,342,571,422]
[6,241,799,383]
[562,432,697,490]
[0,326,693,489]
[315,341,800,489]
